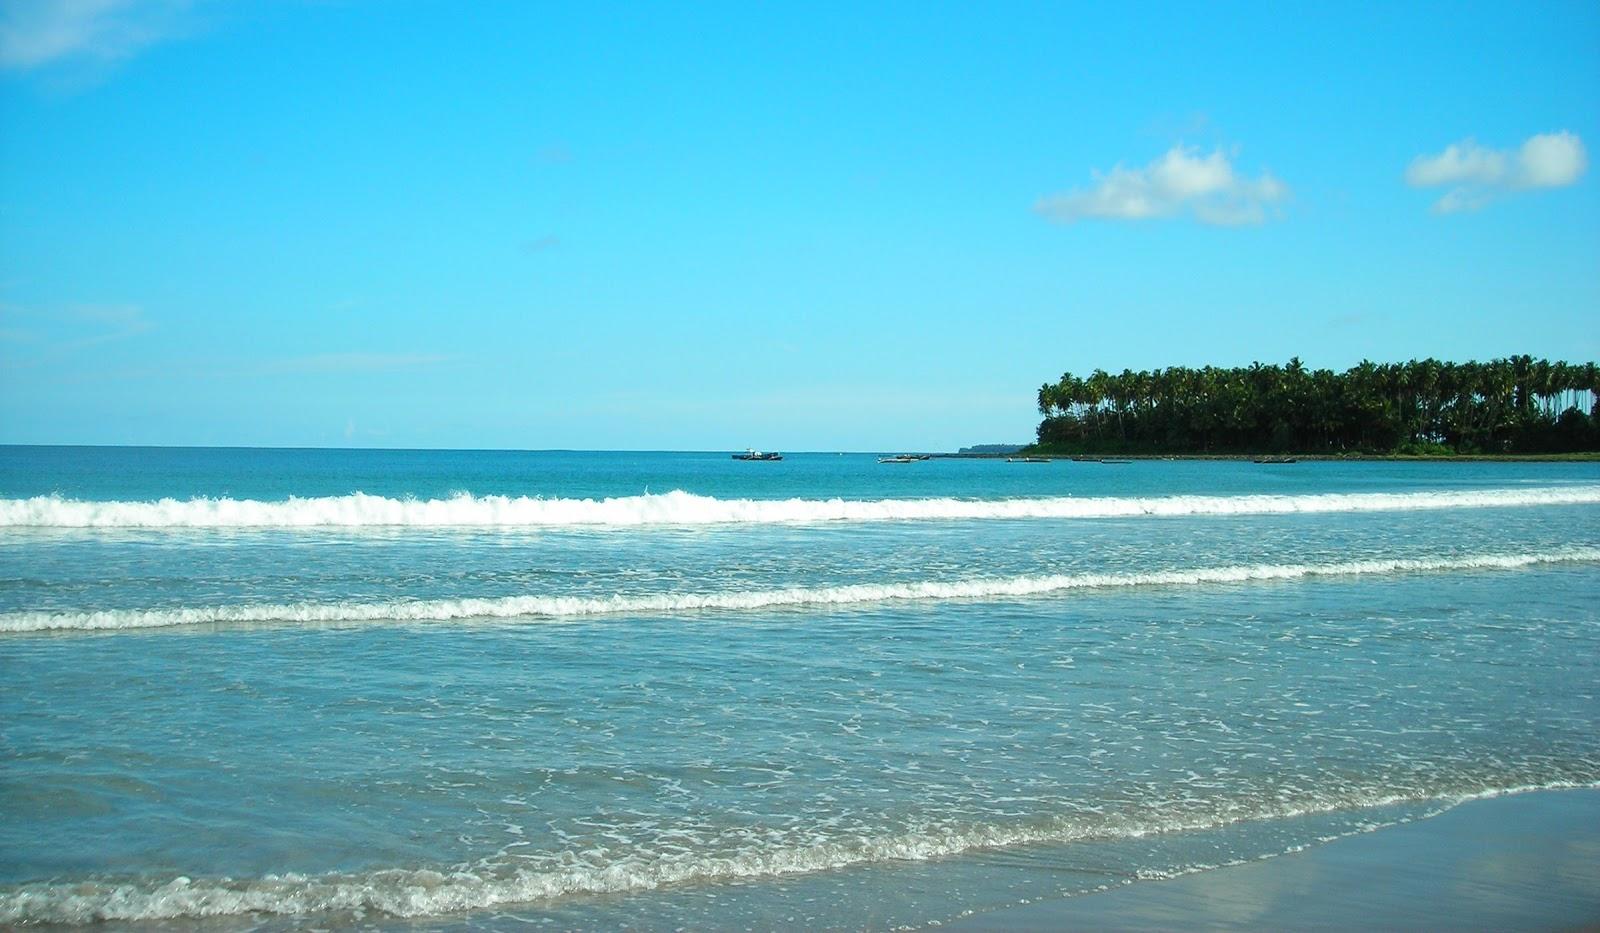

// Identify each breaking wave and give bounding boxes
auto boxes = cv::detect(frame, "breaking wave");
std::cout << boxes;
[6,548,1596,633]
[2,485,1598,529]
[0,781,1589,924]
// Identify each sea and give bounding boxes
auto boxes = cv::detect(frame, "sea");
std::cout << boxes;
[2,446,1597,929]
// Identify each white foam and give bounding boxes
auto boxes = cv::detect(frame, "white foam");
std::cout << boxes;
[1,485,1597,529]
[5,548,1596,633]
[2,780,1591,924]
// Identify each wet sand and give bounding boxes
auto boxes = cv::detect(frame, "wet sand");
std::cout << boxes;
[947,788,1600,931]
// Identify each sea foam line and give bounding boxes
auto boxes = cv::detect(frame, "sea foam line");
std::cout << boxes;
[1,780,1592,924]
[5,548,1596,633]
[1,485,1598,529]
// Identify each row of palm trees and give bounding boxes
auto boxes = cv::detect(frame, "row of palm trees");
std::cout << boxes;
[1035,357,1600,454]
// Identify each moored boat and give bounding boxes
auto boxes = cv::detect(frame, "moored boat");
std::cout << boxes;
[732,449,783,461]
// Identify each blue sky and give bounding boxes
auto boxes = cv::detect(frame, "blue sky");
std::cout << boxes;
[2,0,1597,450]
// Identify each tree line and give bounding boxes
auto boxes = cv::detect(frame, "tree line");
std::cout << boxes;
[1034,357,1600,454]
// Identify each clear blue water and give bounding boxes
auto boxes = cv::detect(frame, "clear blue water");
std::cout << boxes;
[2,447,1597,928]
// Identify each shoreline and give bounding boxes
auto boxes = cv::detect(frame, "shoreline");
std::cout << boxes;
[945,787,1600,931]
[942,451,1600,461]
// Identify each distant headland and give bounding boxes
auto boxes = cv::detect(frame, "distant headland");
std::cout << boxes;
[1027,357,1600,457]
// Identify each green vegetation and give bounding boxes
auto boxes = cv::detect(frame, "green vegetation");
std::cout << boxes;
[1033,357,1600,455]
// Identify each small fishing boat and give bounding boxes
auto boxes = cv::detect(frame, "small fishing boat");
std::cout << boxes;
[1252,456,1298,464]
[1098,458,1134,464]
[732,449,783,461]
[878,454,924,464]
[1006,456,1051,463]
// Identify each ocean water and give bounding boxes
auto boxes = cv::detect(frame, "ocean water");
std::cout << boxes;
[2,446,1597,929]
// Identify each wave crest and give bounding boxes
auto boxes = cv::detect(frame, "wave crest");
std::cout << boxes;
[2,485,1598,529]
[5,548,1596,633]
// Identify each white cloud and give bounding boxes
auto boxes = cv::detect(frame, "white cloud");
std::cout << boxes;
[1403,140,1507,187]
[1406,131,1587,213]
[1517,132,1587,188]
[1431,187,1491,215]
[0,0,195,71]
[1034,145,1289,227]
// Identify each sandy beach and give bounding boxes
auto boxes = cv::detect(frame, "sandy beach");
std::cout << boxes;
[948,788,1600,931]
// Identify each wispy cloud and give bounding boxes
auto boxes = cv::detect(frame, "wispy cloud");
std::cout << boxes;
[0,0,196,72]
[1406,132,1587,213]
[262,352,456,374]
[0,304,39,343]
[1035,144,1289,227]
[0,302,154,354]
[63,303,154,347]
[30,350,458,385]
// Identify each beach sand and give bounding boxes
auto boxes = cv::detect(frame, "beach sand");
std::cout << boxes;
[947,788,1600,931]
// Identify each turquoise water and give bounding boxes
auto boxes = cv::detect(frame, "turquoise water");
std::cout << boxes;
[2,447,1597,928]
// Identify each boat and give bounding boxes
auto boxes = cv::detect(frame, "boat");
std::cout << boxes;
[1098,458,1134,464]
[1006,456,1051,463]
[732,449,783,461]
[1252,456,1299,464]
[878,454,926,464]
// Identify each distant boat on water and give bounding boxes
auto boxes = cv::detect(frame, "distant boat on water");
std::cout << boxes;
[878,454,930,464]
[1006,456,1051,463]
[1099,458,1134,464]
[1253,456,1299,464]
[732,449,783,461]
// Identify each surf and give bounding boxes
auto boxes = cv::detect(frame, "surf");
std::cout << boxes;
[2,485,1598,529]
[5,547,1596,633]
[1,779,1590,924]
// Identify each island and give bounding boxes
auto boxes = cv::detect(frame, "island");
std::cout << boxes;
[1028,357,1599,457]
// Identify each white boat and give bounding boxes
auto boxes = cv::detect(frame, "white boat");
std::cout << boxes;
[732,449,783,461]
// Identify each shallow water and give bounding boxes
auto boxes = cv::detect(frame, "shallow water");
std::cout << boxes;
[2,448,1597,928]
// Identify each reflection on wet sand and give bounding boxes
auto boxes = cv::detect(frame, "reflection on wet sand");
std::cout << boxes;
[952,788,1600,931]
